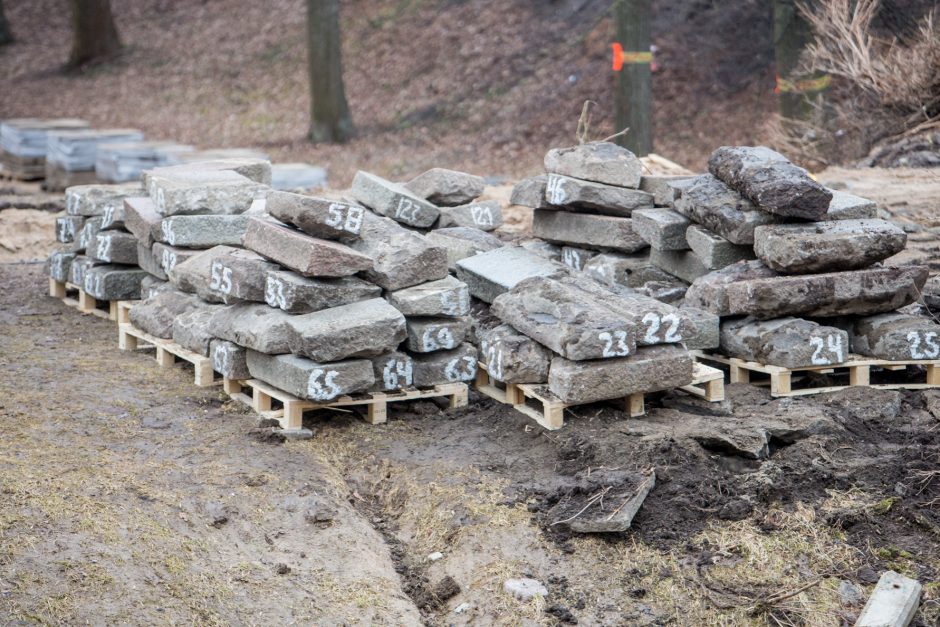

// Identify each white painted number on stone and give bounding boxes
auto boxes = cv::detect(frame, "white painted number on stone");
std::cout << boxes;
[562,248,582,270]
[444,356,476,382]
[485,345,504,381]
[383,359,414,389]
[394,197,422,223]
[907,331,940,360]
[103,205,114,226]
[440,289,469,316]
[470,204,494,227]
[307,369,342,401]
[210,261,233,295]
[212,346,232,374]
[422,327,456,352]
[598,330,631,357]
[809,334,845,365]
[96,236,111,261]
[161,249,178,272]
[641,312,682,344]
[326,203,364,234]
[546,175,566,205]
[264,276,290,310]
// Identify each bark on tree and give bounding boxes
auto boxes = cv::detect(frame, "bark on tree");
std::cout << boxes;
[0,0,13,47]
[67,0,121,69]
[613,0,653,157]
[774,0,826,120]
[307,0,353,143]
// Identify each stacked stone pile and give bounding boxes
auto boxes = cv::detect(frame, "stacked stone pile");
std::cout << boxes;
[95,141,194,183]
[0,118,89,180]
[673,146,934,368]
[46,128,145,190]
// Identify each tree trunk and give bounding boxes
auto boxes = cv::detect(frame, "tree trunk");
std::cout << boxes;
[68,0,121,69]
[613,0,653,157]
[0,0,13,47]
[774,0,826,120]
[307,0,353,143]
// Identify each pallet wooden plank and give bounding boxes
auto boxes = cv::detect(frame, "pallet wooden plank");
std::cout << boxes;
[119,322,218,387]
[49,278,65,299]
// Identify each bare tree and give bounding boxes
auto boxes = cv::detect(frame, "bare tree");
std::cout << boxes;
[68,0,121,69]
[307,0,353,143]
[0,0,13,47]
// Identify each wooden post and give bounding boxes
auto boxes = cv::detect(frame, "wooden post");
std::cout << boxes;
[613,0,653,157]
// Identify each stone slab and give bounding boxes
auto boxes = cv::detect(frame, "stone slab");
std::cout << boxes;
[509,175,550,209]
[210,339,251,380]
[386,276,470,318]
[78,217,104,252]
[520,238,563,261]
[532,209,648,253]
[45,250,77,283]
[631,208,690,251]
[677,307,720,350]
[351,170,439,228]
[93,231,138,265]
[855,570,921,627]
[82,265,148,301]
[149,170,265,216]
[544,142,642,188]
[266,191,365,240]
[173,304,224,356]
[264,270,381,314]
[405,168,484,206]
[286,298,407,362]
[455,246,570,304]
[411,343,478,387]
[720,317,849,368]
[153,243,201,276]
[67,255,104,287]
[371,352,415,391]
[168,245,279,304]
[685,225,755,270]
[350,213,448,290]
[405,317,472,353]
[639,175,695,207]
[649,247,709,284]
[157,214,250,248]
[479,324,552,384]
[543,173,653,217]
[129,290,202,339]
[56,215,84,244]
[849,313,940,361]
[65,183,141,217]
[100,200,125,230]
[673,174,779,245]
[436,200,503,231]
[425,227,504,272]
[582,252,653,287]
[827,189,878,220]
[560,246,597,271]
[205,303,294,354]
[246,350,374,401]
[243,217,373,278]
[136,243,168,281]
[144,158,272,188]
[123,197,162,248]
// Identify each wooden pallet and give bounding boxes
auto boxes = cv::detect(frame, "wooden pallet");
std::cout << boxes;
[118,322,216,387]
[49,277,122,321]
[226,378,469,430]
[475,361,725,430]
[693,351,940,397]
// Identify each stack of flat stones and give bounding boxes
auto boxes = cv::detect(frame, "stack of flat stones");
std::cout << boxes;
[45,128,145,191]
[667,146,935,368]
[0,118,89,180]
[95,141,194,183]
[509,142,690,303]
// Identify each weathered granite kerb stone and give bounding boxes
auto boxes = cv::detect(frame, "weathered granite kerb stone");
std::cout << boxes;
[631,208,690,250]
[168,245,279,303]
[491,276,638,360]
[83,265,148,301]
[533,209,648,253]
[372,352,415,391]
[405,317,472,353]
[582,252,652,288]
[206,303,294,354]
[150,170,264,216]
[100,201,125,230]
[144,158,272,188]
[243,218,373,278]
[678,307,720,350]
[827,189,878,220]
[265,270,381,314]
[686,225,755,270]
[412,343,478,386]
[351,170,439,228]
[544,142,642,188]
[210,340,251,380]
[287,298,407,362]
[479,324,552,384]
[140,275,171,299]
[520,239,562,261]
[752,219,906,274]
[543,174,653,217]
[246,351,374,402]
[455,246,570,304]
[437,200,503,231]
[123,197,162,247]
[685,260,929,318]
[720,317,849,368]
[158,214,250,248]
[173,303,224,355]
[45,250,76,282]
[266,191,365,240]
[649,248,709,284]
[639,175,694,207]
[708,146,832,220]
[66,183,140,217]
[548,345,693,404]
[425,227,503,272]
[136,243,168,280]
[68,256,104,287]
[78,217,104,251]
[509,175,550,209]
[56,216,84,243]
[387,276,470,318]
[405,168,485,206]
[350,213,448,291]
[129,290,201,339]
[672,174,779,245]
[560,246,596,271]
[849,313,940,361]
[93,231,138,265]
[153,243,200,276]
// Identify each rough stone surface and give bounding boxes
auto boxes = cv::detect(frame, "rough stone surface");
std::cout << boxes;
[45,250,76,282]
[479,324,552,384]
[509,175,550,208]
[136,243,168,281]
[639,175,694,207]
[68,255,104,287]
[650,247,709,284]
[123,197,162,247]
[205,303,294,354]
[532,209,648,253]
[265,270,380,314]
[455,246,570,304]
[631,208,690,250]
[543,173,654,216]
[849,313,940,360]
[351,171,439,228]
[266,191,365,240]
[503,578,549,602]
[708,146,833,220]
[92,231,138,265]
[65,184,140,217]
[405,168,485,206]
[827,189,878,220]
[129,290,201,339]
[855,570,922,627]
[246,351,374,402]
[753,219,907,274]
[350,213,448,290]
[100,201,125,230]
[157,214,250,248]
[519,238,562,261]
[78,217,104,251]
[287,298,407,362]
[436,200,503,231]
[560,246,597,271]
[922,275,940,315]
[673,174,779,245]
[140,275,171,299]
[582,252,653,287]
[371,352,415,391]
[544,142,642,188]
[168,245,279,304]
[425,227,504,272]
[491,277,638,360]
[149,170,265,216]
[548,345,694,404]
[405,317,472,353]
[412,343,478,387]
[56,216,84,244]
[82,265,148,301]
[153,243,201,276]
[686,225,755,270]
[387,276,470,318]
[243,218,373,278]
[144,158,272,188]
[678,307,720,350]
[210,339,251,380]
[685,260,929,318]
[720,317,849,368]
[640,281,688,304]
